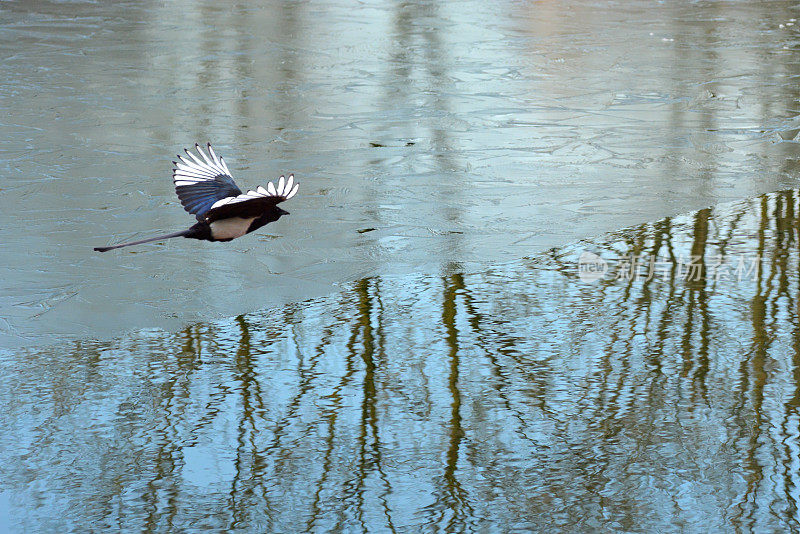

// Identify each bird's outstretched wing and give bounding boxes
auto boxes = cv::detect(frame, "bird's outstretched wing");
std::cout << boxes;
[173,143,243,220]
[204,174,299,222]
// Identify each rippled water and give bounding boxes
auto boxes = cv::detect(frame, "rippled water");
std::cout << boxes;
[3,188,800,531]
[5,0,800,531]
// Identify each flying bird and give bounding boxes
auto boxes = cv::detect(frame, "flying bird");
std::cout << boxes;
[94,143,299,252]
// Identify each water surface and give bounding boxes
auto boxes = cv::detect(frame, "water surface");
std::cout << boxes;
[3,0,800,345]
[2,188,800,531]
[4,0,800,531]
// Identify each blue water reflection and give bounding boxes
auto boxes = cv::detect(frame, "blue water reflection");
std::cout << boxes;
[2,189,800,531]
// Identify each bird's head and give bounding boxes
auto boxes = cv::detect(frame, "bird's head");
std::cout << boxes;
[262,204,289,224]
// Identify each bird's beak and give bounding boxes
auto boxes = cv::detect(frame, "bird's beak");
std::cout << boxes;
[278,207,290,216]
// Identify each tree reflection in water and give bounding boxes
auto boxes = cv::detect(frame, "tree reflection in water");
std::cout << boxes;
[3,189,800,531]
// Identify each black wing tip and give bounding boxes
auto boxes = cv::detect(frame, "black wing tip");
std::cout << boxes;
[94,246,110,252]
[179,143,217,155]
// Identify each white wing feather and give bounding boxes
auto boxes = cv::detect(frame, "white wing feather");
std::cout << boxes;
[210,173,299,209]
[173,143,232,186]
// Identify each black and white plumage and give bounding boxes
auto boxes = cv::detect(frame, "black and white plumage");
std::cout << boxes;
[94,143,299,252]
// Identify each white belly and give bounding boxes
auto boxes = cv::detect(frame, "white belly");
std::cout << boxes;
[210,217,256,240]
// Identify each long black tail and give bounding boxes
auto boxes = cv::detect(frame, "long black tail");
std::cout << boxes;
[94,230,190,252]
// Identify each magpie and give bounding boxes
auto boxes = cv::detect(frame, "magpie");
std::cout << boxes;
[94,143,299,252]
